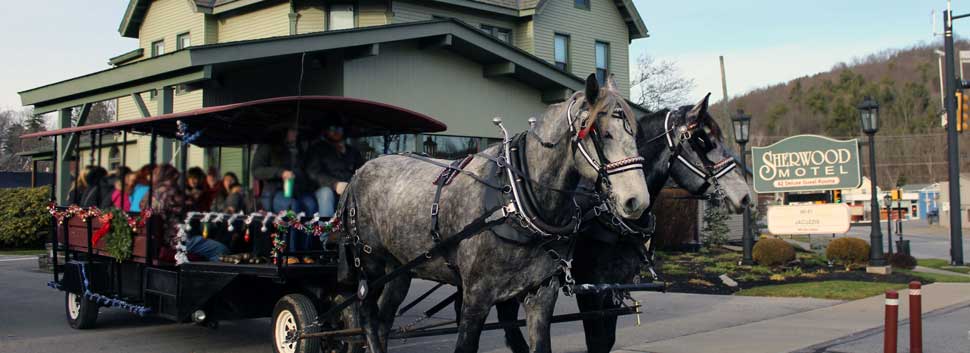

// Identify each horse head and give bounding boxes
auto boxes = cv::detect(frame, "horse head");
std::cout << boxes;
[646,94,751,212]
[568,74,650,219]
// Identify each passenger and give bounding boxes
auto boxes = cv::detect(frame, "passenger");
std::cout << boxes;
[141,164,227,262]
[127,165,153,213]
[185,167,211,212]
[211,172,245,213]
[111,166,132,210]
[77,166,113,209]
[66,161,85,205]
[204,167,226,209]
[308,124,364,217]
[252,127,317,214]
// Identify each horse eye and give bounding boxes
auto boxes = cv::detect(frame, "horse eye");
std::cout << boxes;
[603,131,614,139]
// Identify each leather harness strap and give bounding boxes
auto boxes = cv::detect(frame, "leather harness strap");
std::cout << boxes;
[429,156,474,242]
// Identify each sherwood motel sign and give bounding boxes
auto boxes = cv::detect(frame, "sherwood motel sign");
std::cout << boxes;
[752,135,862,193]
[753,135,862,235]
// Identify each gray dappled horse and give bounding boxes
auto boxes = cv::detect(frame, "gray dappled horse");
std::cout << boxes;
[339,74,650,353]
[495,94,753,353]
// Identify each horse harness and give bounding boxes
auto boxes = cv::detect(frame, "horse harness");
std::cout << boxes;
[661,108,738,197]
[340,93,646,300]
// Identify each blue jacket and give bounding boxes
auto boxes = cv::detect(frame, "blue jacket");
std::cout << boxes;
[129,184,150,212]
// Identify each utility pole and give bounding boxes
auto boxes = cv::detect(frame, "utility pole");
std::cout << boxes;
[943,4,965,265]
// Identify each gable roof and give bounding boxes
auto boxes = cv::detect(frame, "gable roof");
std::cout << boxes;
[120,0,647,39]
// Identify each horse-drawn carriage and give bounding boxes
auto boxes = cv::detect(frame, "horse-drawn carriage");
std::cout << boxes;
[26,75,749,353]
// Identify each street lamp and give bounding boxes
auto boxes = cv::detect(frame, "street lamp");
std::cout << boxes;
[732,109,754,265]
[859,96,888,269]
[884,193,894,257]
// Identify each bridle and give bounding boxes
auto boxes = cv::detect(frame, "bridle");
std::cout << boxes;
[660,108,738,196]
[493,93,646,239]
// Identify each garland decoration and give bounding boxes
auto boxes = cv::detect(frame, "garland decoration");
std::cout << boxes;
[103,208,135,261]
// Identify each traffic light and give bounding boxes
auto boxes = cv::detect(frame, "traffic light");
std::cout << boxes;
[832,190,842,203]
[959,91,970,133]
[891,189,901,201]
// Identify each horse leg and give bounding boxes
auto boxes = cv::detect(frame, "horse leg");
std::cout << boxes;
[453,291,491,353]
[496,299,530,353]
[522,279,559,353]
[358,283,386,353]
[376,269,411,352]
[576,292,618,353]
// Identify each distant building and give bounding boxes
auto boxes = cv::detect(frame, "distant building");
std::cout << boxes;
[939,174,970,229]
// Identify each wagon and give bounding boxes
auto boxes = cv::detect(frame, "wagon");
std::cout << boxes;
[24,96,449,352]
[24,95,662,353]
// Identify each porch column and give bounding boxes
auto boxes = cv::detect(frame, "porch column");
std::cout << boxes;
[156,86,174,165]
[55,108,72,204]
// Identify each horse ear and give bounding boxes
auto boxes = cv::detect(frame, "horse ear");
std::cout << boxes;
[585,73,600,105]
[687,93,711,123]
[605,74,619,92]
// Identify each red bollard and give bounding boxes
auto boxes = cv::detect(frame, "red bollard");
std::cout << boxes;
[884,290,898,353]
[909,282,923,353]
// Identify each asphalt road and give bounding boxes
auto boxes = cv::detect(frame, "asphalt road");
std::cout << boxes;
[0,255,839,353]
[830,220,969,260]
[808,303,970,353]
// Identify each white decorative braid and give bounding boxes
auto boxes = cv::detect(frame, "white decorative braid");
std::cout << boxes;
[605,156,646,175]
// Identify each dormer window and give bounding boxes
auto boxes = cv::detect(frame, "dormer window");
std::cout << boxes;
[554,33,569,71]
[328,4,355,30]
[151,40,165,57]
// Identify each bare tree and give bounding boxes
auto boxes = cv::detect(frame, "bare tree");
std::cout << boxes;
[631,54,696,111]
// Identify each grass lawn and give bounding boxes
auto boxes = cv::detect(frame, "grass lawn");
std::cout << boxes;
[896,269,970,283]
[736,280,908,300]
[917,258,970,274]
[0,249,45,256]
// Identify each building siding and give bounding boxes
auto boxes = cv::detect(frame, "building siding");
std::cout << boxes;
[359,0,390,27]
[533,0,631,97]
[138,0,206,58]
[391,1,515,35]
[343,41,548,138]
[217,1,291,43]
[513,19,534,54]
[296,5,326,34]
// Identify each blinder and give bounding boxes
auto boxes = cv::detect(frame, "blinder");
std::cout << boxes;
[663,109,737,194]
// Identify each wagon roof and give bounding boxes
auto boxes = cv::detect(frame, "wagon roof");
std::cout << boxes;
[20,96,447,147]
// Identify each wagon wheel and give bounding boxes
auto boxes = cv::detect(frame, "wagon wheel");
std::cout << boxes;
[273,294,321,353]
[321,292,365,353]
[65,291,99,329]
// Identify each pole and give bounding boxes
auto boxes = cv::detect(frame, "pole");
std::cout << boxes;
[944,9,965,265]
[886,200,893,258]
[868,134,887,266]
[883,290,898,353]
[741,139,753,265]
[909,281,923,353]
[897,199,903,246]
[719,56,730,125]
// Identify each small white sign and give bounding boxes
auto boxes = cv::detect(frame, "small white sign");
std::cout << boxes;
[768,204,852,235]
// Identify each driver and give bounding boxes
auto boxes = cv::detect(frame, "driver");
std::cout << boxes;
[307,123,364,217]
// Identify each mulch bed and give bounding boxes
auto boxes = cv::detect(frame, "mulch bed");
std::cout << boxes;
[653,248,926,295]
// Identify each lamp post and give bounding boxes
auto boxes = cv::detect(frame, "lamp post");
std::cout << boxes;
[859,96,888,269]
[884,194,894,258]
[732,109,753,265]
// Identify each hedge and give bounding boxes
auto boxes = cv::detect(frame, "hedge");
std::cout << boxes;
[0,187,51,248]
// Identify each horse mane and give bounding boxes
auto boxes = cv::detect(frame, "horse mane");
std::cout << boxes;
[580,90,638,135]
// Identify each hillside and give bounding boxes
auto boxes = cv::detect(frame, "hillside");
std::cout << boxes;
[711,41,970,187]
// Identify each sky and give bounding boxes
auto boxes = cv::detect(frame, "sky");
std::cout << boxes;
[0,0,962,112]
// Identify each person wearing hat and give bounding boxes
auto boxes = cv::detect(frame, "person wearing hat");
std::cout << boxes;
[307,124,364,217]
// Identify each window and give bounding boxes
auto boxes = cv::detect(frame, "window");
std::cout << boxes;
[422,135,481,160]
[595,41,609,85]
[481,24,512,43]
[328,4,355,30]
[352,135,417,160]
[176,33,191,50]
[575,0,590,10]
[150,40,165,57]
[554,34,570,71]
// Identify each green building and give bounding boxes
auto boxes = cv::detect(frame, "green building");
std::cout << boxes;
[19,0,648,203]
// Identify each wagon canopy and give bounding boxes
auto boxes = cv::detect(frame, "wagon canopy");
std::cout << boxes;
[20,96,447,147]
